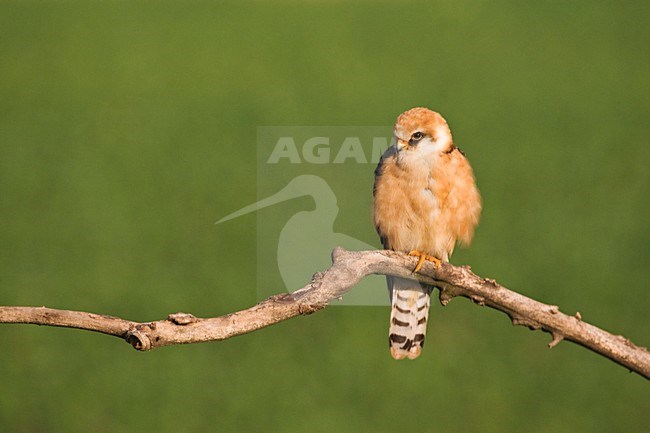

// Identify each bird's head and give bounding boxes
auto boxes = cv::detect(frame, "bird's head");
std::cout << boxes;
[393,107,453,156]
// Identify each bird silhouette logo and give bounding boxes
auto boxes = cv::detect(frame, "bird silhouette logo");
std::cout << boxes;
[217,174,386,306]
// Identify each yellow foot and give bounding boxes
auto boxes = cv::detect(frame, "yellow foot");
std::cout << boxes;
[408,250,442,273]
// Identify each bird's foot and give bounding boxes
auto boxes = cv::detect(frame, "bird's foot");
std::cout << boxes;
[408,251,442,273]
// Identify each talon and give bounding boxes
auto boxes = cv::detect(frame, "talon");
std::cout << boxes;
[408,250,442,273]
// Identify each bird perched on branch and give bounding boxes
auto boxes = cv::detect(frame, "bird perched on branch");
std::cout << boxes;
[373,107,482,360]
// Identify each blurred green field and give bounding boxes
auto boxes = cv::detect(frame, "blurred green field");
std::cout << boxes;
[1,1,648,432]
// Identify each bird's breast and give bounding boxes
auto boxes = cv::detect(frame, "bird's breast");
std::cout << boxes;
[374,162,452,256]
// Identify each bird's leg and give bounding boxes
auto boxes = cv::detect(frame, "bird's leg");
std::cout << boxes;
[408,250,442,273]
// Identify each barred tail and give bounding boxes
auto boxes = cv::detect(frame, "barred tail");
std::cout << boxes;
[388,276,432,360]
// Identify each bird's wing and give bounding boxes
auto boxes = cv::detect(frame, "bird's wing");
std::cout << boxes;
[430,146,482,248]
[373,146,397,250]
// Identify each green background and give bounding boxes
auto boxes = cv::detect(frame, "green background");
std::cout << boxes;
[1,1,648,432]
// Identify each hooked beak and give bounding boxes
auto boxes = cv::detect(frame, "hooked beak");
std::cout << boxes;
[396,139,409,152]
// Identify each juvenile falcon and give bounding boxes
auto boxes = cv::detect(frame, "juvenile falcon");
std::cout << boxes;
[373,107,482,360]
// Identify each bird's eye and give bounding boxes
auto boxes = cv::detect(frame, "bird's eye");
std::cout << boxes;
[409,131,424,145]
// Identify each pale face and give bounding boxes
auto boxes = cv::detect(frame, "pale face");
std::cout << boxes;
[392,107,453,165]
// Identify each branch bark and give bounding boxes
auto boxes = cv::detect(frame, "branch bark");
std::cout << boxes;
[1,248,648,379]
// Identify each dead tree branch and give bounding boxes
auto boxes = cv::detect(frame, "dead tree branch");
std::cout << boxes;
[1,248,648,378]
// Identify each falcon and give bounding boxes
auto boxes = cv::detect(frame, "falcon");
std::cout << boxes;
[373,107,482,360]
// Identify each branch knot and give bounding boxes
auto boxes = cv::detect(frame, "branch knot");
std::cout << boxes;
[125,326,152,351]
[298,303,324,315]
[168,312,198,325]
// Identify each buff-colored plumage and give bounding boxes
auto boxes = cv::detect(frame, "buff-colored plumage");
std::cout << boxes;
[374,107,481,360]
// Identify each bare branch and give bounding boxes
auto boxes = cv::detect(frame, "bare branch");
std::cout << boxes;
[1,248,648,378]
